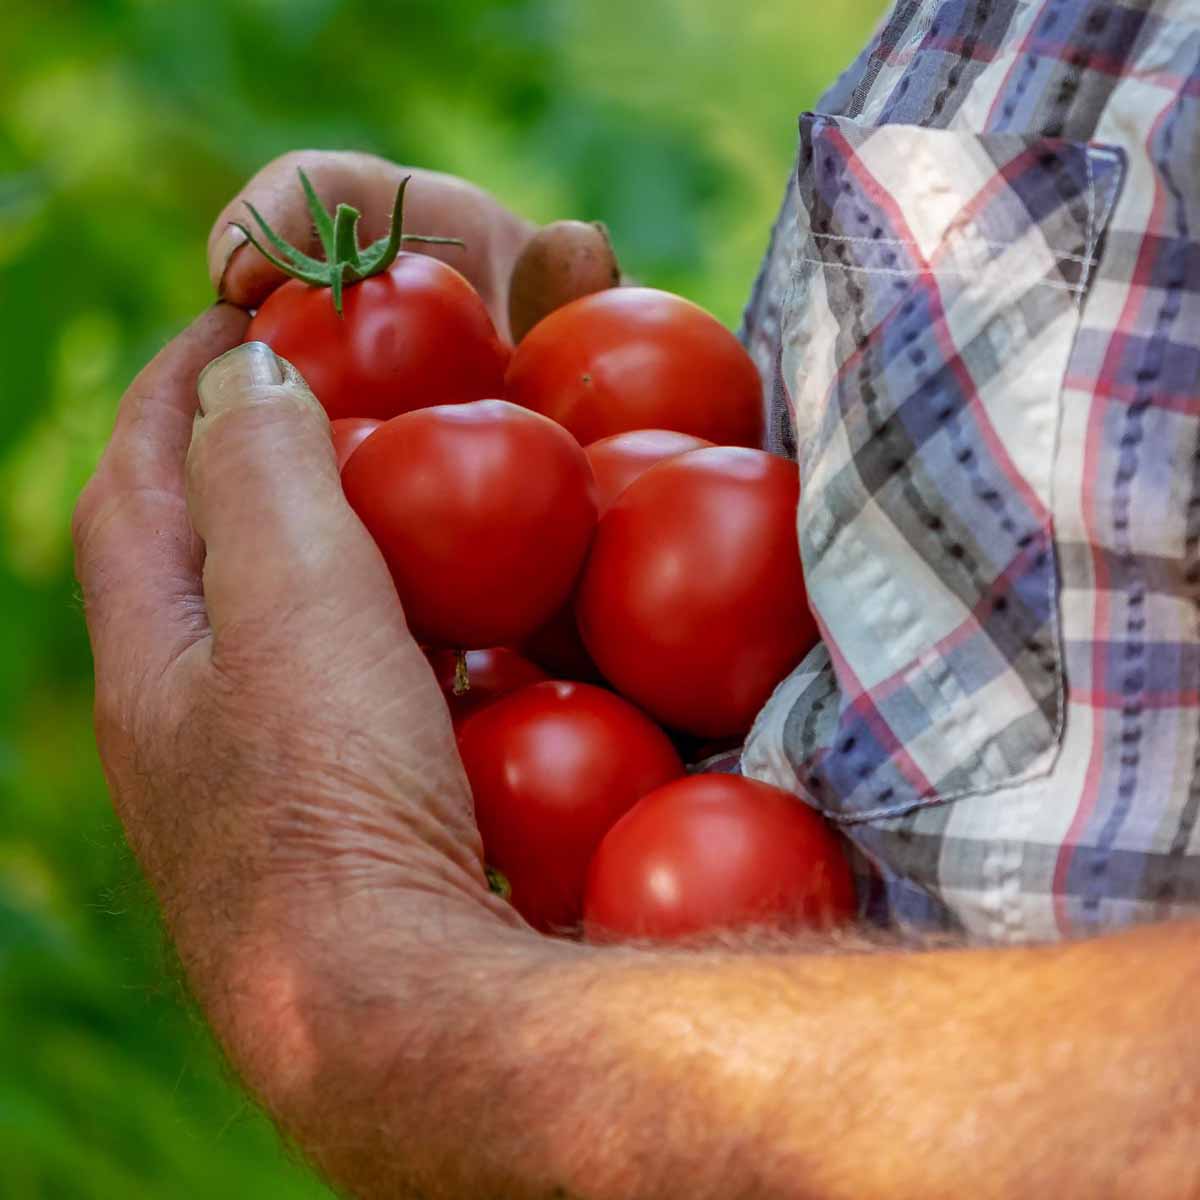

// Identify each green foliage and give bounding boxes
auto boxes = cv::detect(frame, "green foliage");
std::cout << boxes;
[0,0,881,1193]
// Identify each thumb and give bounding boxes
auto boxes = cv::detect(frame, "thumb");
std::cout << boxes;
[187,341,397,638]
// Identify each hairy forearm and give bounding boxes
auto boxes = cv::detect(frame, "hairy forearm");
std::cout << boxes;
[204,861,1199,1200]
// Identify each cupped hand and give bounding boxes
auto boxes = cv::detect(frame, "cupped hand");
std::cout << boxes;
[72,311,516,1021]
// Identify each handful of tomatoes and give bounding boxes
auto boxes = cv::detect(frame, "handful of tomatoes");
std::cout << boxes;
[239,171,855,940]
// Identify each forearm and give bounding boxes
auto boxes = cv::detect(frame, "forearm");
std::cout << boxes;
[210,872,1199,1200]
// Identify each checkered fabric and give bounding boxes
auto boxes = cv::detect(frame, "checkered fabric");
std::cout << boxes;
[739,0,1200,941]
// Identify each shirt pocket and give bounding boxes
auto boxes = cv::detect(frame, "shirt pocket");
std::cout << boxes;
[766,114,1124,822]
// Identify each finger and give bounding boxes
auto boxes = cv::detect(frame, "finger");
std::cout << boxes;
[207,152,530,334]
[74,305,250,676]
[186,342,402,642]
[207,151,396,308]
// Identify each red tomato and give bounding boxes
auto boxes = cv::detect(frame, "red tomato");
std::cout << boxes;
[247,254,509,421]
[683,736,744,766]
[330,417,382,470]
[576,447,817,738]
[584,775,856,941]
[584,429,714,513]
[504,288,763,447]
[428,647,548,728]
[520,596,603,682]
[342,400,598,647]
[458,681,685,933]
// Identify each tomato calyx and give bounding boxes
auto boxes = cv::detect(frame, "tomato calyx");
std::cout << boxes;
[485,866,512,900]
[452,649,471,696]
[234,169,466,315]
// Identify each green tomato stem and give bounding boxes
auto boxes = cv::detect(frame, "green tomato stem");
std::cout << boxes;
[233,169,467,316]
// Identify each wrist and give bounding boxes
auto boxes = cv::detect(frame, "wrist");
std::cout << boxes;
[211,885,556,1194]
[196,863,527,1094]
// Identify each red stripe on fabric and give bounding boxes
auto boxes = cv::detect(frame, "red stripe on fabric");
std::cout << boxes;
[984,1,1046,126]
[933,150,1057,522]
[1066,370,1200,416]
[1051,96,1177,932]
[829,126,934,271]
[834,130,1055,522]
[815,611,938,801]
[845,535,1051,713]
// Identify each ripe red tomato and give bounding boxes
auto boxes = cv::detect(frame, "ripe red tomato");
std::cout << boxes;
[458,681,685,933]
[576,446,817,738]
[428,647,548,728]
[247,254,509,421]
[330,417,382,470]
[520,596,602,682]
[584,429,713,513]
[504,288,764,447]
[342,400,598,647]
[584,775,856,941]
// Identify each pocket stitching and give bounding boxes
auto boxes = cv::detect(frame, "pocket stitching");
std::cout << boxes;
[792,255,1088,295]
[808,229,1097,268]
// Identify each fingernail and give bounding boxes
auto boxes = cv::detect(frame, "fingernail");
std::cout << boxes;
[211,223,248,296]
[197,342,283,415]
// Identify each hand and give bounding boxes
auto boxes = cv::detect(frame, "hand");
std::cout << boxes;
[72,312,517,1037]
[207,150,536,340]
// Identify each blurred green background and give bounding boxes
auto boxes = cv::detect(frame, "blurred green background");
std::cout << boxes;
[0,1,881,1195]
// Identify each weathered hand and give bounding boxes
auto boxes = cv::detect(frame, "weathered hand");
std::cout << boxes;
[72,314,515,1052]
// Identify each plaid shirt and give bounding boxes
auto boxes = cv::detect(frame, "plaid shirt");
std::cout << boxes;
[738,0,1200,941]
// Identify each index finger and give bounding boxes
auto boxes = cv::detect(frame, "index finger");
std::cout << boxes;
[207,150,411,310]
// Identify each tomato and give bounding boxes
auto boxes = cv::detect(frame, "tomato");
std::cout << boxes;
[576,447,817,738]
[682,736,744,766]
[247,254,509,421]
[458,681,685,933]
[584,775,856,941]
[584,429,713,514]
[520,596,603,682]
[504,288,763,447]
[342,400,598,647]
[428,647,548,728]
[330,417,383,470]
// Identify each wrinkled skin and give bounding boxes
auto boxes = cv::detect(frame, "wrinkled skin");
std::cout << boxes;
[72,314,507,987]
